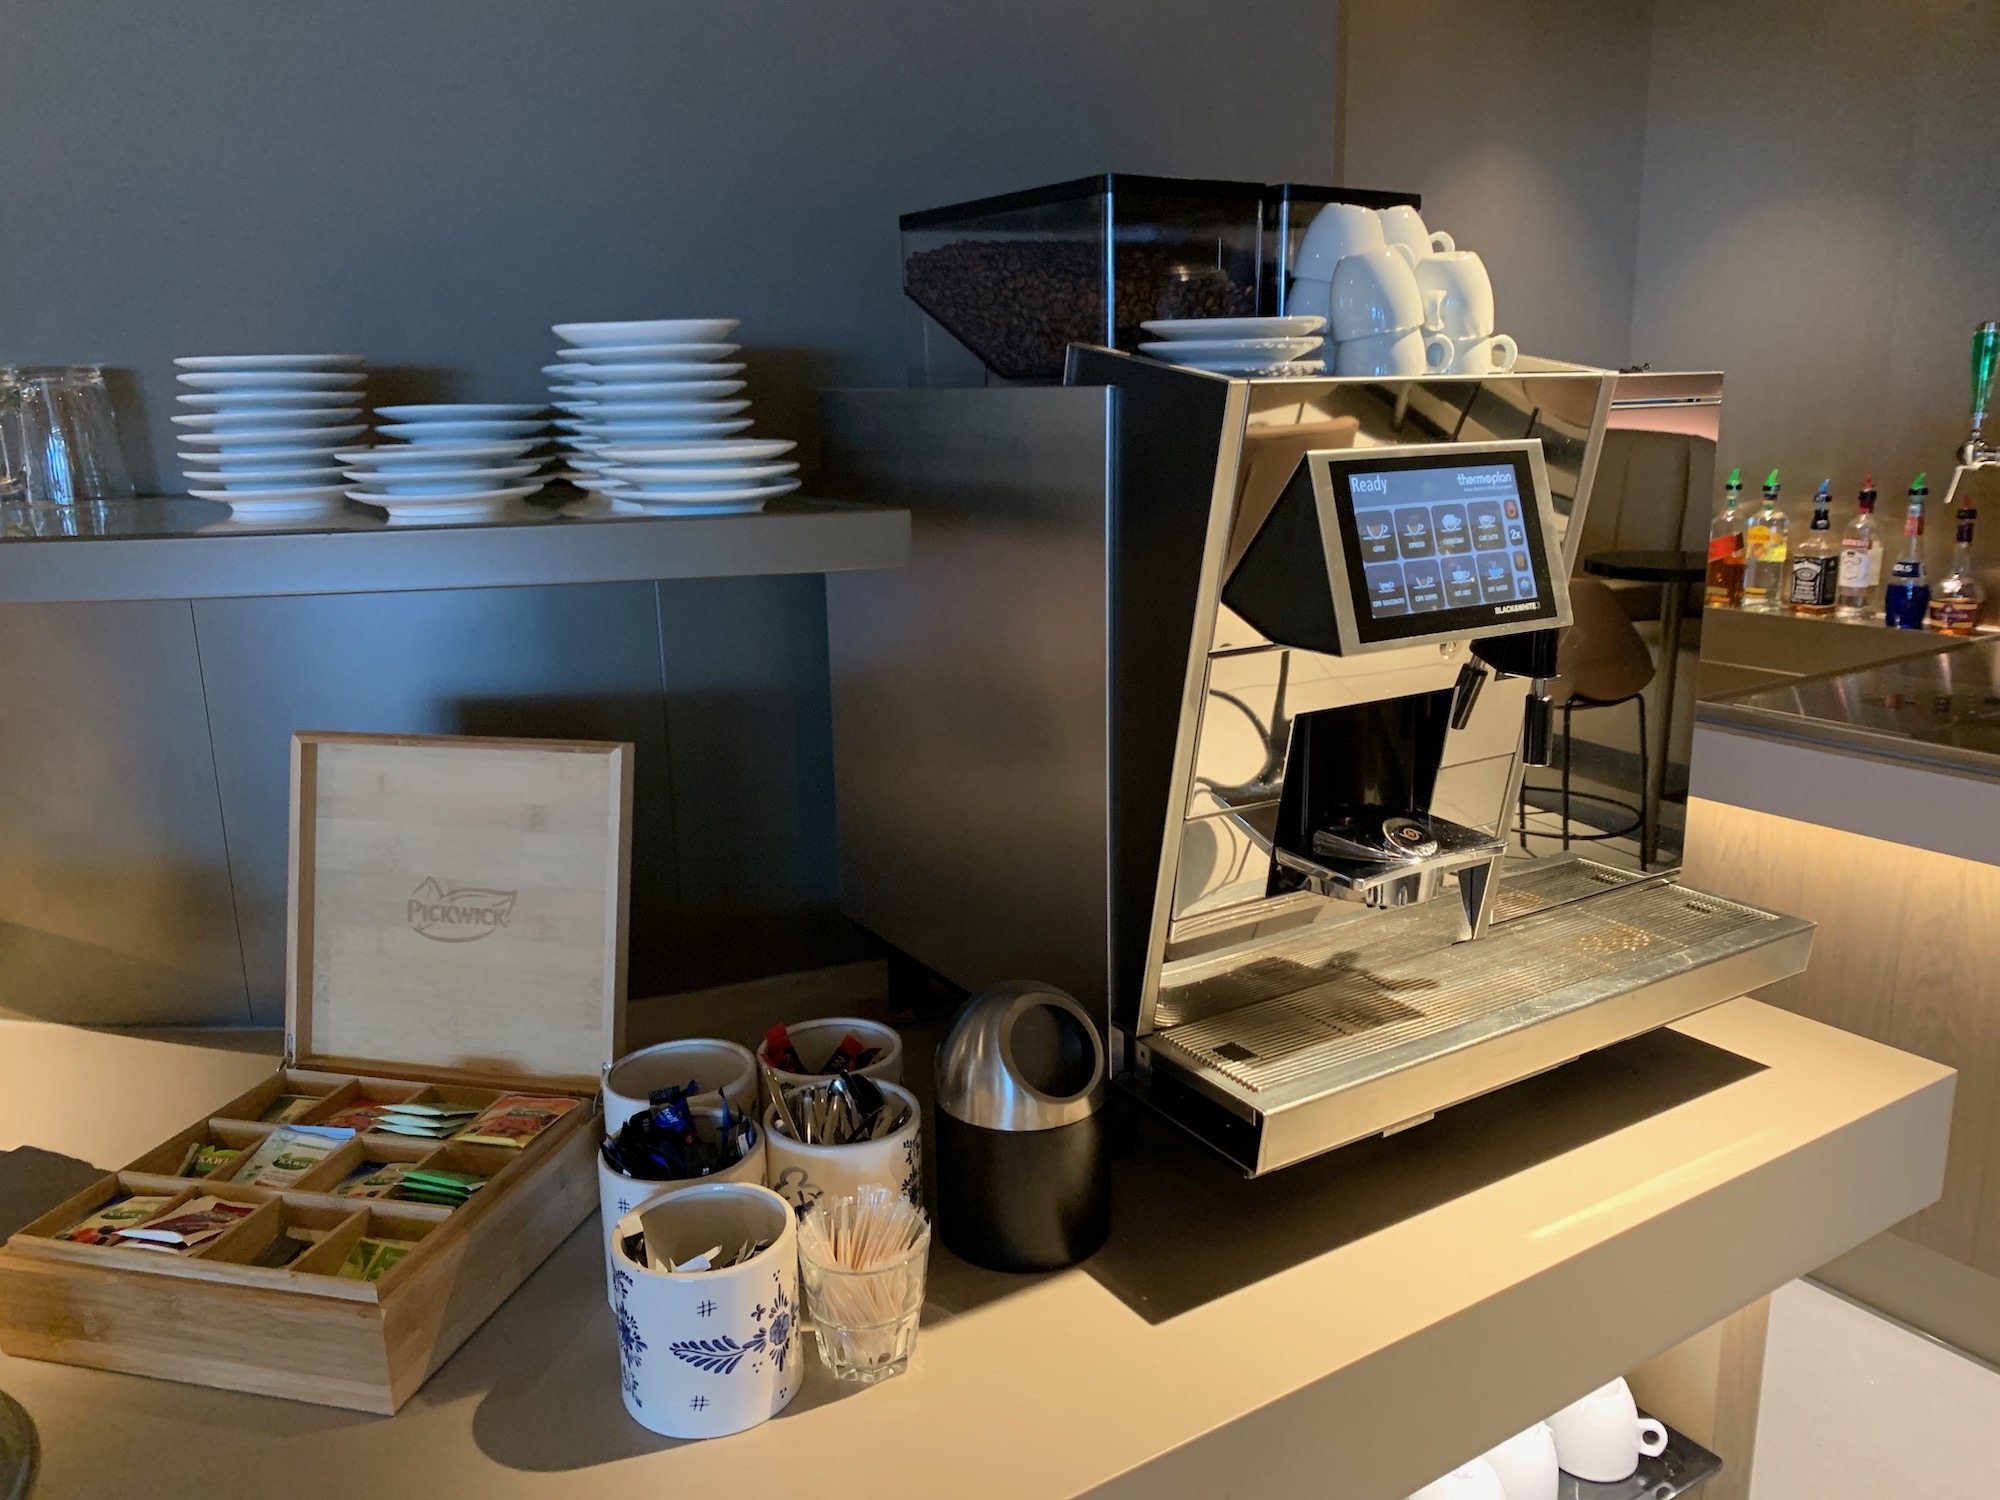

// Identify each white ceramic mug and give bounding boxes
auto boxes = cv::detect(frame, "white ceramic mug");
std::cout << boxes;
[1331,247,1428,340]
[1408,1457,1508,1500]
[757,1016,904,1103]
[1379,203,1456,260]
[609,1180,800,1440]
[764,1080,922,1217]
[598,1104,768,1305]
[1286,276,1332,322]
[1482,1422,1559,1500]
[1336,327,1452,378]
[1548,1378,1668,1482]
[602,1038,758,1136]
[1294,202,1397,280]
[1415,250,1496,340]
[1444,332,1519,375]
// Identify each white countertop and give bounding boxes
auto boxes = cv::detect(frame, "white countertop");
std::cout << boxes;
[0,1006,1953,1500]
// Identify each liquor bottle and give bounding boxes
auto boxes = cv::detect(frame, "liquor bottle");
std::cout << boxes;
[1742,468,1789,610]
[1927,507,1986,635]
[1883,473,1931,630]
[1705,466,1747,608]
[1786,481,1839,615]
[1836,473,1883,618]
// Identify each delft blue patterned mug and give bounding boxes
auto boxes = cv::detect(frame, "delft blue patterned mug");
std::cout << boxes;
[598,1106,767,1307]
[611,1181,800,1440]
[763,1080,923,1219]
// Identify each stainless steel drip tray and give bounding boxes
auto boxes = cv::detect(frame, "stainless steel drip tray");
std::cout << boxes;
[1133,855,1813,1174]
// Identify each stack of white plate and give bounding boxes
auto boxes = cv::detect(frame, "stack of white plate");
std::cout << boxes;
[1136,317,1327,376]
[544,319,751,489]
[587,440,800,514]
[338,404,549,522]
[173,355,367,519]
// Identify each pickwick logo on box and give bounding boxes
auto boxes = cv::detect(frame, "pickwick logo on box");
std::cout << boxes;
[407,877,517,943]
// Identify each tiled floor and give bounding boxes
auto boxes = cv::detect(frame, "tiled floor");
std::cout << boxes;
[1751,1279,2000,1498]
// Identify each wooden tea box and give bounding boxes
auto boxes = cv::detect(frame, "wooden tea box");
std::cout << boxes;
[0,731,633,1413]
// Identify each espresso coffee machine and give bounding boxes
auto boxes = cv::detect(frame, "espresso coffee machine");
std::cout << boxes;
[823,350,1812,1174]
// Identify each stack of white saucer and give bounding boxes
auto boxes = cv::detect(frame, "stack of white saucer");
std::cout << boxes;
[1135,317,1326,375]
[545,319,751,490]
[174,355,367,519]
[586,439,799,514]
[337,403,549,522]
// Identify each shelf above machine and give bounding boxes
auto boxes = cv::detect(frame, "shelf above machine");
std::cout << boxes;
[0,490,910,603]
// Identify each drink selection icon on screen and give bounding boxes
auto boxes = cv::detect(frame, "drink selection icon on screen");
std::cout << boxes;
[1349,463,1540,617]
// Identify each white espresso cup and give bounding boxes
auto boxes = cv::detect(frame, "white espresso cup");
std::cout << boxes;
[1294,202,1395,280]
[1416,249,1497,339]
[602,1038,758,1136]
[764,1079,922,1217]
[1408,1457,1508,1500]
[598,1104,768,1304]
[1482,1422,1559,1500]
[1286,275,1332,322]
[1379,203,1456,260]
[1444,332,1520,375]
[1548,1377,1668,1482]
[1331,247,1428,340]
[1336,327,1452,378]
[609,1180,801,1440]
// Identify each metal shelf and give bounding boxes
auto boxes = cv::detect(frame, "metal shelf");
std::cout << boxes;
[0,490,909,602]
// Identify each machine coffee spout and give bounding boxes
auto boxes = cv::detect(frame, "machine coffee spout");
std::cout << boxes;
[1471,628,1563,768]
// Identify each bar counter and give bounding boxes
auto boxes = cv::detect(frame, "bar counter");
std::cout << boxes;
[0,1002,1950,1500]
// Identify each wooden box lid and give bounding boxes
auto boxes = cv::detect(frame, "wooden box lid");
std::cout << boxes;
[286,731,632,1090]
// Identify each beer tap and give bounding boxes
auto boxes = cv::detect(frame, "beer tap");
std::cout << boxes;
[1958,321,1999,469]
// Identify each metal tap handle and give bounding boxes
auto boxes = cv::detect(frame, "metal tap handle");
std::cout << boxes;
[1449,661,1488,729]
[1973,321,1999,433]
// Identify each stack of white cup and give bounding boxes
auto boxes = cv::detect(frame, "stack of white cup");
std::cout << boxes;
[1288,203,1518,377]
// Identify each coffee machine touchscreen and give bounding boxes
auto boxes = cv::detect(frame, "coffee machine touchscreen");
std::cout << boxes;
[1325,447,1561,645]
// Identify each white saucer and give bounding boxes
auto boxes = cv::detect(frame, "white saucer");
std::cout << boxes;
[605,478,800,504]
[344,482,544,507]
[588,439,795,463]
[181,448,351,468]
[1161,356,1330,375]
[375,404,546,422]
[558,362,748,384]
[171,409,362,429]
[563,418,755,442]
[341,461,541,491]
[1137,337,1323,362]
[555,342,739,364]
[554,399,750,420]
[610,498,768,516]
[606,462,797,485]
[376,420,547,443]
[176,371,366,392]
[336,440,544,466]
[552,319,739,347]
[189,490,350,508]
[178,424,365,446]
[184,466,345,486]
[174,354,365,371]
[1139,317,1325,340]
[177,390,358,410]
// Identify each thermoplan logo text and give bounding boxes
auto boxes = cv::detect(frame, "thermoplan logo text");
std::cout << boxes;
[407,878,517,942]
[1456,469,1512,487]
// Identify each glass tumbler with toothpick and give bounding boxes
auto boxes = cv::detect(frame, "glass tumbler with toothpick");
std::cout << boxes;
[797,1185,930,1385]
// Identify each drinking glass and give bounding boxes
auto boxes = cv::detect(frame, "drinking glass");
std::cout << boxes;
[2,365,135,505]
[797,1219,929,1384]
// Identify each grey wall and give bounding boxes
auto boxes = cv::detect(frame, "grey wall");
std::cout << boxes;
[0,1,1342,1026]
[1629,0,2000,557]
[1337,0,1656,371]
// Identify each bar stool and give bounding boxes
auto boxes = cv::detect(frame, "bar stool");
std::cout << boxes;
[1518,577,1656,867]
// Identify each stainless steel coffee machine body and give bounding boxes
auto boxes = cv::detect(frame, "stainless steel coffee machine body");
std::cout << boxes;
[823,352,1812,1175]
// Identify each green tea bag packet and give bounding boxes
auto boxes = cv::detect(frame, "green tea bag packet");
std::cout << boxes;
[332,1161,409,1199]
[177,1142,240,1179]
[400,1168,487,1193]
[338,1236,418,1282]
[232,1125,354,1188]
[374,1119,461,1139]
[259,1094,320,1124]
[55,1195,176,1246]
[378,1103,478,1120]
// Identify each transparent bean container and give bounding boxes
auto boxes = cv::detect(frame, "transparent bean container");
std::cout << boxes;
[901,173,1265,385]
[1262,183,1423,315]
